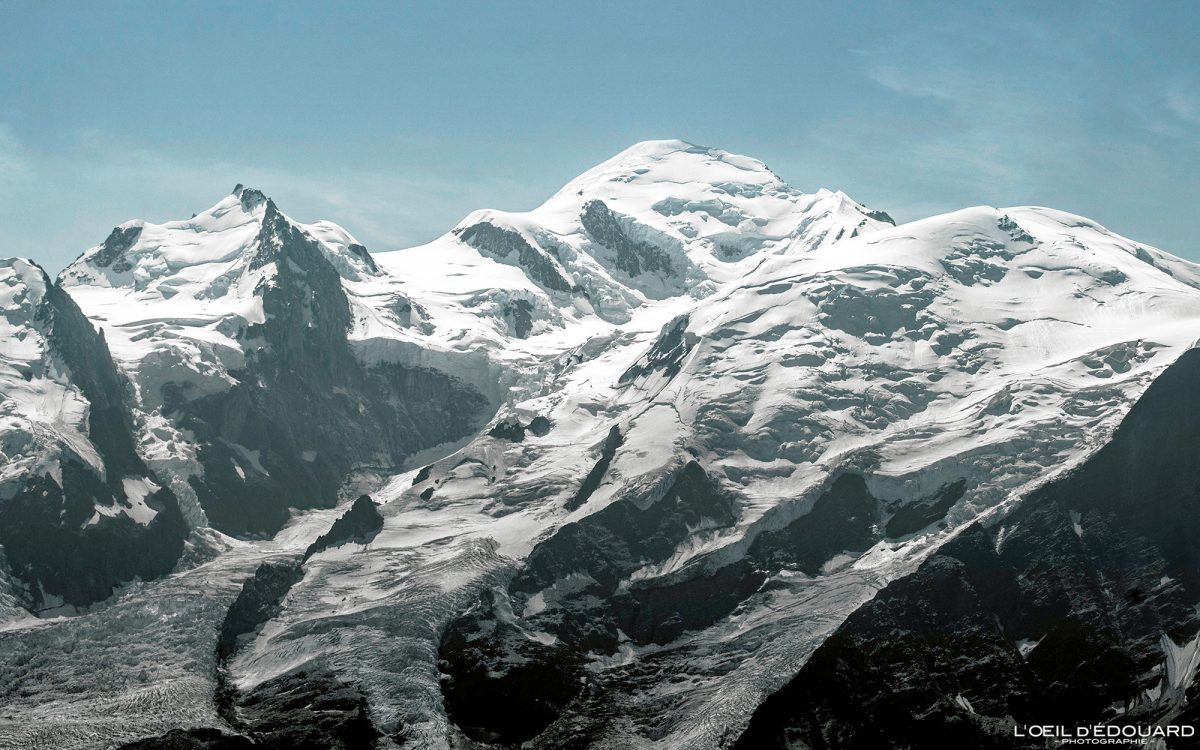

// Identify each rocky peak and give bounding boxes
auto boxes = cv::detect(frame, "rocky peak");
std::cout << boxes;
[88,225,144,272]
[59,186,381,297]
[233,184,269,213]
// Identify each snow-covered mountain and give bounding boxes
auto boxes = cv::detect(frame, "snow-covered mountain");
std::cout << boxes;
[0,257,187,617]
[59,185,493,536]
[2,141,1200,749]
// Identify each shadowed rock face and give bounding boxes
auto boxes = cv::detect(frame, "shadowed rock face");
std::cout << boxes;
[173,205,491,536]
[580,199,675,279]
[747,473,878,575]
[303,495,384,561]
[565,425,623,511]
[735,347,1200,750]
[437,452,978,746]
[619,313,695,385]
[217,561,304,664]
[118,728,255,749]
[40,275,147,480]
[232,668,381,749]
[122,670,379,750]
[516,461,740,596]
[504,298,535,338]
[90,225,143,273]
[456,220,574,292]
[0,465,187,610]
[885,479,966,538]
[439,461,741,745]
[0,272,188,610]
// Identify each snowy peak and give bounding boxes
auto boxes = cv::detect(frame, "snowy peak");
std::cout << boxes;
[550,139,787,200]
[13,141,1200,748]
[540,139,894,258]
[60,186,380,296]
[0,257,56,386]
[446,139,897,302]
[421,140,896,332]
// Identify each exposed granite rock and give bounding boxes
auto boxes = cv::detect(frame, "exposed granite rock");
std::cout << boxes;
[303,495,384,561]
[217,561,304,664]
[118,727,254,749]
[439,461,740,744]
[747,473,879,575]
[885,478,966,538]
[565,425,623,510]
[456,221,574,292]
[0,463,187,610]
[619,313,696,385]
[580,199,674,279]
[90,225,143,273]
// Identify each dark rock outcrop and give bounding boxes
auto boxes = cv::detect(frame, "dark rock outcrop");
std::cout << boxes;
[0,464,187,610]
[619,314,696,385]
[747,473,879,575]
[488,416,527,442]
[488,414,553,443]
[565,425,623,510]
[580,199,675,279]
[90,225,142,273]
[865,208,896,226]
[456,221,574,293]
[118,728,254,750]
[39,275,146,480]
[503,298,535,338]
[201,556,380,749]
[303,495,384,561]
[884,479,966,538]
[612,558,765,646]
[123,671,379,749]
[439,461,741,745]
[232,668,381,749]
[217,561,304,663]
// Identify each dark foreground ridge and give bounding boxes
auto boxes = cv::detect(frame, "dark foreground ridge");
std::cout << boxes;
[736,347,1200,749]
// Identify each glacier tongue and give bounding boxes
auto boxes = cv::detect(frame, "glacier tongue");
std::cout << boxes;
[3,141,1200,749]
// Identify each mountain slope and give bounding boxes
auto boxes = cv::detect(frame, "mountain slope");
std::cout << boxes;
[426,203,1200,748]
[735,346,1200,749]
[1,142,1200,750]
[0,257,187,613]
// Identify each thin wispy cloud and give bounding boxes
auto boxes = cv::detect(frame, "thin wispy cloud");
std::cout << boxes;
[1166,88,1200,125]
[0,124,541,270]
[0,123,30,188]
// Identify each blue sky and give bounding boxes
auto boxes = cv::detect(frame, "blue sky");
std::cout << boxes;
[1,1,1197,270]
